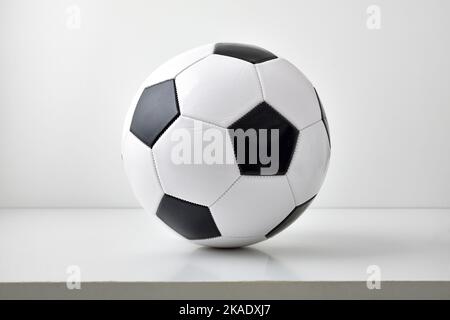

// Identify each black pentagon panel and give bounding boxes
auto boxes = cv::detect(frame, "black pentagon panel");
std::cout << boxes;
[156,194,221,240]
[314,88,330,147]
[229,102,299,175]
[266,195,316,238]
[213,43,277,64]
[130,79,180,148]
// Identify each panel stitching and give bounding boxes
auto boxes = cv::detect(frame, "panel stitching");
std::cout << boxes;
[208,63,265,128]
[174,54,211,79]
[285,119,325,187]
[285,130,302,175]
[283,175,297,210]
[254,59,312,136]
[265,194,317,238]
[181,114,227,130]
[254,64,265,100]
[285,174,297,206]
[209,175,241,207]
[150,148,164,192]
[299,118,322,132]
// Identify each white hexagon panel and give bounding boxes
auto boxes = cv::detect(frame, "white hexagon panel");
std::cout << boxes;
[175,54,263,127]
[152,116,240,206]
[287,121,331,206]
[256,58,322,130]
[210,176,296,237]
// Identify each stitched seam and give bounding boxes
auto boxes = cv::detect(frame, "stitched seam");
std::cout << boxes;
[281,175,297,209]
[174,54,211,79]
[219,65,265,127]
[285,174,297,206]
[300,118,322,132]
[181,114,227,130]
[285,129,302,175]
[254,59,299,132]
[254,64,265,100]
[150,148,164,192]
[209,175,241,207]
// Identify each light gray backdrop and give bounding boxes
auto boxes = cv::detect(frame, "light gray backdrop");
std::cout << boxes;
[1,0,449,208]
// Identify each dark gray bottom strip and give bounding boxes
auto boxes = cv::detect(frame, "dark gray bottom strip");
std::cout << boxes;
[0,281,449,300]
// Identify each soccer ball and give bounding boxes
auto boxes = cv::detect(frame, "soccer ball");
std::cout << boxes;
[122,43,330,248]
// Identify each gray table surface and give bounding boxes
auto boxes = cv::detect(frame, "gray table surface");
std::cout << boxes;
[0,208,449,299]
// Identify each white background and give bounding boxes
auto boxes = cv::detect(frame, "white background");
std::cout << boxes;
[1,0,449,208]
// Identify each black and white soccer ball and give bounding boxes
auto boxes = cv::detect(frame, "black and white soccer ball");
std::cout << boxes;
[122,43,330,248]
